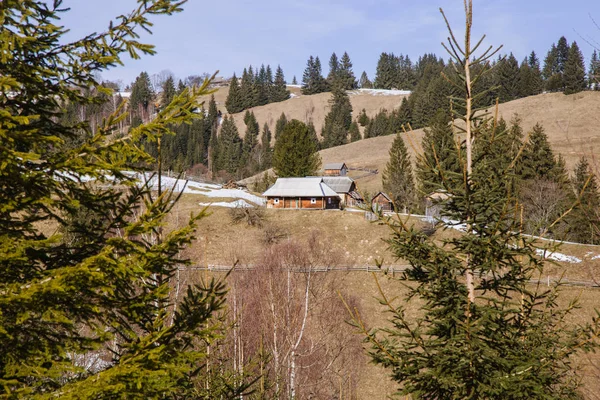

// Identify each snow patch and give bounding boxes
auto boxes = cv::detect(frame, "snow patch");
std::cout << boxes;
[286,84,302,88]
[198,199,254,208]
[290,93,299,98]
[350,89,412,96]
[536,249,582,264]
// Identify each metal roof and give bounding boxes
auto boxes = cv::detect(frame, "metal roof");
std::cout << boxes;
[323,162,347,170]
[263,177,338,197]
[321,176,354,193]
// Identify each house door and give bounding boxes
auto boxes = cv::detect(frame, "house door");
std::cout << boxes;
[295,198,299,208]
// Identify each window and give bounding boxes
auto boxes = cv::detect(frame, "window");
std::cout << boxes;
[311,198,316,204]
[273,198,279,204]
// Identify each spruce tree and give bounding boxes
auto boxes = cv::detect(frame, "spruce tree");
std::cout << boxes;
[130,71,154,118]
[0,1,257,397]
[349,121,361,142]
[327,52,340,86]
[260,122,273,170]
[274,112,288,140]
[520,123,557,181]
[160,75,176,107]
[240,67,256,110]
[225,73,242,113]
[357,108,370,126]
[272,120,321,177]
[566,157,600,244]
[176,79,186,94]
[307,120,321,150]
[528,51,544,95]
[359,71,373,88]
[339,51,357,90]
[271,65,291,102]
[543,44,563,92]
[589,50,600,89]
[374,52,393,89]
[292,75,298,85]
[256,64,269,106]
[313,56,329,93]
[241,111,260,173]
[217,115,243,174]
[351,3,600,398]
[563,41,587,95]
[496,53,520,102]
[321,84,352,148]
[416,110,461,195]
[382,133,416,212]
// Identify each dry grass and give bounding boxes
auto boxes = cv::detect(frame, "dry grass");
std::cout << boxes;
[237,90,600,194]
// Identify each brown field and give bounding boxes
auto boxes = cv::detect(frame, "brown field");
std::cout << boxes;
[225,88,600,194]
[171,193,600,398]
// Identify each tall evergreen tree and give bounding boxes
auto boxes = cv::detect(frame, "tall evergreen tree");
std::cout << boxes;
[255,64,269,106]
[241,111,260,172]
[327,52,340,86]
[271,65,291,102]
[274,112,288,140]
[349,121,361,142]
[272,120,321,177]
[130,71,154,117]
[0,1,258,397]
[357,108,370,126]
[520,123,557,181]
[260,122,273,170]
[589,50,600,89]
[416,110,462,195]
[543,44,563,92]
[566,157,600,244]
[321,85,352,148]
[301,56,328,95]
[160,75,176,107]
[225,73,242,113]
[239,67,256,110]
[359,71,373,88]
[382,133,416,212]
[495,53,520,102]
[354,4,600,398]
[292,75,298,85]
[338,51,357,90]
[374,52,394,89]
[217,115,243,174]
[527,51,544,95]
[176,79,186,94]
[563,41,587,95]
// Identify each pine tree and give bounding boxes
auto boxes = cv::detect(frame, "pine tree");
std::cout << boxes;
[556,36,570,73]
[271,65,291,102]
[313,56,329,93]
[176,79,186,94]
[292,75,298,85]
[307,120,321,150]
[363,109,391,138]
[327,52,339,87]
[130,71,154,118]
[321,84,352,148]
[256,64,269,106]
[225,73,242,113]
[374,52,393,89]
[496,53,520,101]
[543,44,563,92]
[272,120,321,177]
[416,110,462,195]
[357,108,370,126]
[1,1,257,397]
[528,51,544,95]
[382,133,416,212]
[160,75,176,107]
[260,122,273,170]
[217,115,243,174]
[240,67,256,110]
[563,41,587,95]
[301,56,328,95]
[241,111,260,173]
[566,157,600,244]
[359,71,373,88]
[589,50,600,89]
[349,121,361,142]
[520,123,557,181]
[338,52,357,89]
[274,112,288,140]
[351,3,600,398]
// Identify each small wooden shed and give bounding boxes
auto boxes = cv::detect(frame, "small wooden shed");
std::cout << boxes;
[371,192,394,213]
[323,163,348,177]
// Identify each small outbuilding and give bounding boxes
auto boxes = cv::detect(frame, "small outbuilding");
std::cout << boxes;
[263,177,340,210]
[425,191,451,222]
[323,162,348,177]
[320,176,362,206]
[371,192,394,213]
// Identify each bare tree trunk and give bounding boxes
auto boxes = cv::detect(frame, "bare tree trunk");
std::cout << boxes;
[289,268,311,399]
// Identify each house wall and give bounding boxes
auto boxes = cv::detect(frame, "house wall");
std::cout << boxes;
[324,167,348,176]
[372,195,393,212]
[266,197,325,209]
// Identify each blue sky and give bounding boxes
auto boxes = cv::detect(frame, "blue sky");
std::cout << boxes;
[58,0,600,88]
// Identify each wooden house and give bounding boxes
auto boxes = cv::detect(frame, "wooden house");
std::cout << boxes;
[371,192,394,213]
[321,176,363,206]
[323,163,348,177]
[263,177,340,210]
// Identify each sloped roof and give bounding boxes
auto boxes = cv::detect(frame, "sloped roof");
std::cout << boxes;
[263,177,338,197]
[321,176,355,193]
[324,162,347,170]
[372,192,392,202]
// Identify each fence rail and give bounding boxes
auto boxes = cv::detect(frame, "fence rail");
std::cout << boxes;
[179,264,600,289]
